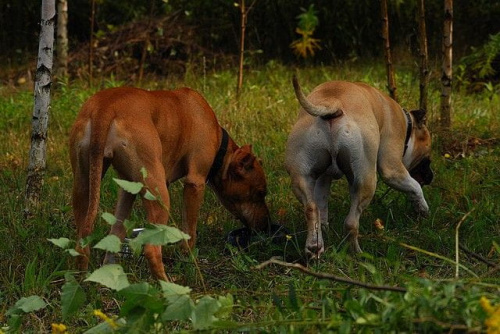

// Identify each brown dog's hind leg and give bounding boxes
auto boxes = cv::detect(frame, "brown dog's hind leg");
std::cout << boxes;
[72,172,91,271]
[141,167,171,282]
[103,189,136,265]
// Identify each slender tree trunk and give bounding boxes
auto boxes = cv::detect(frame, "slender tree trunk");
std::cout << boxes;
[440,0,453,133]
[418,0,429,112]
[138,0,155,84]
[236,0,257,97]
[236,0,246,97]
[56,0,68,78]
[25,0,55,217]
[380,0,397,101]
[89,0,96,86]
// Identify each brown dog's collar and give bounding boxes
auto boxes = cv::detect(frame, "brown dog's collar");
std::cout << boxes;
[207,128,229,181]
[403,109,413,156]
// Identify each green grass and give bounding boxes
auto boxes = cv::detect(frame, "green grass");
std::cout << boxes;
[0,62,499,332]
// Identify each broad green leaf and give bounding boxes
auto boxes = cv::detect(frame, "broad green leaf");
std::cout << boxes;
[48,237,71,249]
[93,235,121,253]
[215,294,233,319]
[66,248,81,257]
[123,219,135,233]
[85,264,130,291]
[159,281,191,298]
[61,273,86,320]
[84,318,126,334]
[7,295,47,315]
[121,307,154,333]
[129,225,190,254]
[162,295,194,321]
[113,178,143,194]
[101,212,117,225]
[191,296,221,330]
[143,190,157,201]
[119,283,163,315]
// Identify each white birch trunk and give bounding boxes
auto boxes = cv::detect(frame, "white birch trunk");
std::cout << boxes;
[25,0,55,216]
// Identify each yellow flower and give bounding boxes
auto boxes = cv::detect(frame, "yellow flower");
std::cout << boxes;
[373,218,384,231]
[51,323,67,334]
[93,309,119,330]
[444,153,451,158]
[286,234,292,241]
[480,296,500,334]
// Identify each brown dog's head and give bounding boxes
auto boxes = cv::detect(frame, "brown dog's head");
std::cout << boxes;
[407,109,434,186]
[213,145,271,232]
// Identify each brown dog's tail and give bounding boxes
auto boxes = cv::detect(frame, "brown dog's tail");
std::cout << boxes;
[292,75,343,120]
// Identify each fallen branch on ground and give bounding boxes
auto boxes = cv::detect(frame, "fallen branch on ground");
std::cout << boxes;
[254,258,407,293]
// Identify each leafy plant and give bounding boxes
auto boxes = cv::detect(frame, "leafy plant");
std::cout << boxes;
[290,5,322,58]
[457,32,500,93]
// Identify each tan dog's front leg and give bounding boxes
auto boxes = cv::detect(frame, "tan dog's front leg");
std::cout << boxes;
[379,163,429,216]
[181,177,206,251]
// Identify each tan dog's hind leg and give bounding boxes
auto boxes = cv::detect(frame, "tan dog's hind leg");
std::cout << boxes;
[314,173,333,233]
[291,174,325,258]
[344,171,377,254]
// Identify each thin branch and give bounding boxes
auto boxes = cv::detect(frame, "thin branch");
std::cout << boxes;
[254,258,407,293]
[460,244,498,268]
[455,208,474,278]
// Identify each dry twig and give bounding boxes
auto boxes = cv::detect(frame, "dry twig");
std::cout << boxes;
[254,258,407,293]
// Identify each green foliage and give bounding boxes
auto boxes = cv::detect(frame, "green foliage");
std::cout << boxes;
[457,33,500,93]
[61,273,86,320]
[290,5,322,58]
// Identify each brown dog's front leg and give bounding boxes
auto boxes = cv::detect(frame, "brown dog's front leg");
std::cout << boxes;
[181,178,206,251]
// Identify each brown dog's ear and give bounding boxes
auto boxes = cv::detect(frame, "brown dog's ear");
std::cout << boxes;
[229,145,256,178]
[411,108,427,128]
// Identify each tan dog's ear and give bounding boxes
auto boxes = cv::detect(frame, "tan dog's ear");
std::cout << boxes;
[411,108,427,128]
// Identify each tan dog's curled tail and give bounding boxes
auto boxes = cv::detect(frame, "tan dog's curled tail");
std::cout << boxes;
[292,75,344,119]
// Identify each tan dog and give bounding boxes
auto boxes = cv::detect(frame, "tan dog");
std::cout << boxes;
[285,76,433,259]
[70,87,270,281]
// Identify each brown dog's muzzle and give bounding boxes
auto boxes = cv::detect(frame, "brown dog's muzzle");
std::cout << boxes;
[410,158,434,186]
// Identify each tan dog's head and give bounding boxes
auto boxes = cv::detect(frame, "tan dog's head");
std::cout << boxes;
[407,109,434,186]
[216,145,271,231]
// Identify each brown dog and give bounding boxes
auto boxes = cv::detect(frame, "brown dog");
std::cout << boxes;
[70,87,270,281]
[285,76,433,258]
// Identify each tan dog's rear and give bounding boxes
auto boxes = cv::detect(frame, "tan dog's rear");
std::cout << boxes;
[70,87,270,281]
[285,76,433,258]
